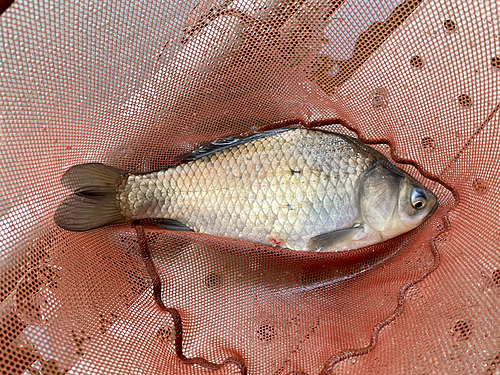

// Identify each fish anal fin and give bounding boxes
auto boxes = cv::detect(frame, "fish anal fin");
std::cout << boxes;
[152,219,194,232]
[307,226,366,252]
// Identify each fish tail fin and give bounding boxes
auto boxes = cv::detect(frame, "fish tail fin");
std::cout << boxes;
[55,163,129,231]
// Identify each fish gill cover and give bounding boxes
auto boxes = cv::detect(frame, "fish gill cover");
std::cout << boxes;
[0,0,498,374]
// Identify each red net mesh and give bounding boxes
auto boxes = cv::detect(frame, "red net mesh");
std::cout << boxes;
[0,0,498,374]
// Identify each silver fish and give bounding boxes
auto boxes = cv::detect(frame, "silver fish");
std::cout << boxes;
[55,128,437,252]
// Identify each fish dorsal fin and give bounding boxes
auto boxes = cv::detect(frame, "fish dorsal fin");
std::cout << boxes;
[176,128,292,162]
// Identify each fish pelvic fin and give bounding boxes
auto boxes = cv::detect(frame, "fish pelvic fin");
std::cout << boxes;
[55,163,128,231]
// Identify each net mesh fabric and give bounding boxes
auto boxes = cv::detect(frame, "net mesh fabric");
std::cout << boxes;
[0,0,498,374]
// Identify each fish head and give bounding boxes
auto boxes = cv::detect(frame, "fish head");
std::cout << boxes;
[359,162,438,241]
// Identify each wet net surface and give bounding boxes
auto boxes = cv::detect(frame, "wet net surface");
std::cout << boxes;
[0,0,499,374]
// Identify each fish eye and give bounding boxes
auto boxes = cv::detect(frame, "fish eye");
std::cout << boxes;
[411,188,427,209]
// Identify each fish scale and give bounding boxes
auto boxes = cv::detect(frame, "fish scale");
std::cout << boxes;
[117,129,375,250]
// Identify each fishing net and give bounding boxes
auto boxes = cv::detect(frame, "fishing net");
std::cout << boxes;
[0,0,498,373]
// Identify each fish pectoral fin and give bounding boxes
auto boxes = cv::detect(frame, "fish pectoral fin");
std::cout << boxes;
[152,219,194,232]
[307,226,366,252]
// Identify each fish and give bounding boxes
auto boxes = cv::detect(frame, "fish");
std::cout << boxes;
[54,128,438,252]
